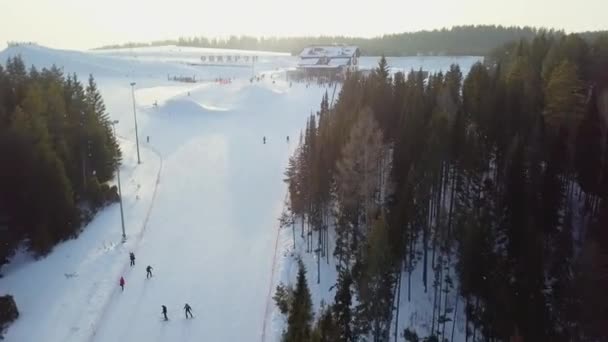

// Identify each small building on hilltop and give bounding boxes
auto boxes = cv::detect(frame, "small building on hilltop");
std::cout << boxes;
[295,45,360,81]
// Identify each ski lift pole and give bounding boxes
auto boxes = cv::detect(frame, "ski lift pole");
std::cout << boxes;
[330,82,338,107]
[111,120,127,242]
[130,82,141,164]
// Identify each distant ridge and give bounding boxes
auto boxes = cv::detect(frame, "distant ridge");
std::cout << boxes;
[93,25,608,56]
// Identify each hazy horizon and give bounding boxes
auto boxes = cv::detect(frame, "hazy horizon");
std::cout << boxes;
[1,0,607,50]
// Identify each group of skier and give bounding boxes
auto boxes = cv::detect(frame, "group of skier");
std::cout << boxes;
[263,135,289,144]
[161,303,193,321]
[120,252,194,321]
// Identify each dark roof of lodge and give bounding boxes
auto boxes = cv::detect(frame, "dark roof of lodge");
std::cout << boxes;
[297,45,359,69]
[298,45,360,59]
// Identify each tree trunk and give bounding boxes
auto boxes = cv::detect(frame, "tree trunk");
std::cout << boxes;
[437,162,444,220]
[317,217,322,284]
[322,228,326,258]
[436,253,444,338]
[447,166,456,237]
[441,257,450,341]
[431,233,437,274]
[472,297,479,342]
[465,297,469,342]
[424,197,430,293]
[432,266,438,335]
[81,147,87,191]
[394,261,404,342]
[292,218,296,248]
[326,222,330,265]
[451,292,459,342]
[408,224,414,302]
[308,216,313,253]
[317,244,321,284]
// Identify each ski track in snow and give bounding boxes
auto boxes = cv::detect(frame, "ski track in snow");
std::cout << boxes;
[85,144,164,342]
[260,193,288,342]
[55,140,163,342]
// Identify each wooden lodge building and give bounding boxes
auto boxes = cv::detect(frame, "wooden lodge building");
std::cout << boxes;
[295,45,361,80]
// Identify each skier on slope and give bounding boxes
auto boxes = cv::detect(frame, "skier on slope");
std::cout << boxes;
[146,265,153,279]
[161,305,168,321]
[286,135,289,143]
[129,252,135,266]
[263,136,266,144]
[184,303,193,319]
[119,276,125,291]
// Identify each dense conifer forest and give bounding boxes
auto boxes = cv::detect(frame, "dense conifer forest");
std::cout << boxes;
[0,57,121,266]
[275,32,608,341]
[96,26,607,57]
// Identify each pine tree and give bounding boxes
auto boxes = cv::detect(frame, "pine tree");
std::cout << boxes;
[354,215,396,341]
[274,282,293,315]
[284,259,313,342]
[543,61,585,136]
[85,74,120,184]
[335,108,385,267]
[575,87,604,198]
[333,270,354,341]
[311,304,338,342]
[375,56,390,82]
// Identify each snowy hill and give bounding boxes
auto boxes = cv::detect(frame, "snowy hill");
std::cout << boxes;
[92,44,290,60]
[0,44,482,341]
[0,44,294,81]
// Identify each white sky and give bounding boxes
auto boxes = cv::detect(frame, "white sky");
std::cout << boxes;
[0,0,606,50]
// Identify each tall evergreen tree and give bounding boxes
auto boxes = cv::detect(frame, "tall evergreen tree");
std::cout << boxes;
[333,270,354,342]
[284,259,313,342]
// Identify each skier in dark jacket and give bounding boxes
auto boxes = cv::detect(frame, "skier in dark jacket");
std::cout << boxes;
[129,252,135,266]
[184,303,193,319]
[263,136,266,144]
[119,276,125,291]
[146,265,153,279]
[162,305,168,321]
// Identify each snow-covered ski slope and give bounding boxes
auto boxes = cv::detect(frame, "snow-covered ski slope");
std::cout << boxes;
[0,44,482,341]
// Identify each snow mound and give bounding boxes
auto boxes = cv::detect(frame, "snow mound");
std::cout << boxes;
[200,103,229,112]
[159,98,227,116]
[235,84,287,104]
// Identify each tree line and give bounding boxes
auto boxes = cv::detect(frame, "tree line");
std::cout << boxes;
[95,25,606,57]
[276,31,608,341]
[0,56,121,266]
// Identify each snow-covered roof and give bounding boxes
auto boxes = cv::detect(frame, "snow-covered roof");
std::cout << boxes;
[297,49,354,69]
[299,45,360,59]
[298,64,344,69]
[297,58,321,66]
[328,57,351,67]
[297,57,351,69]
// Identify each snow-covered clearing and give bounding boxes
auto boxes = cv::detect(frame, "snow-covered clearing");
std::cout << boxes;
[0,44,481,341]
